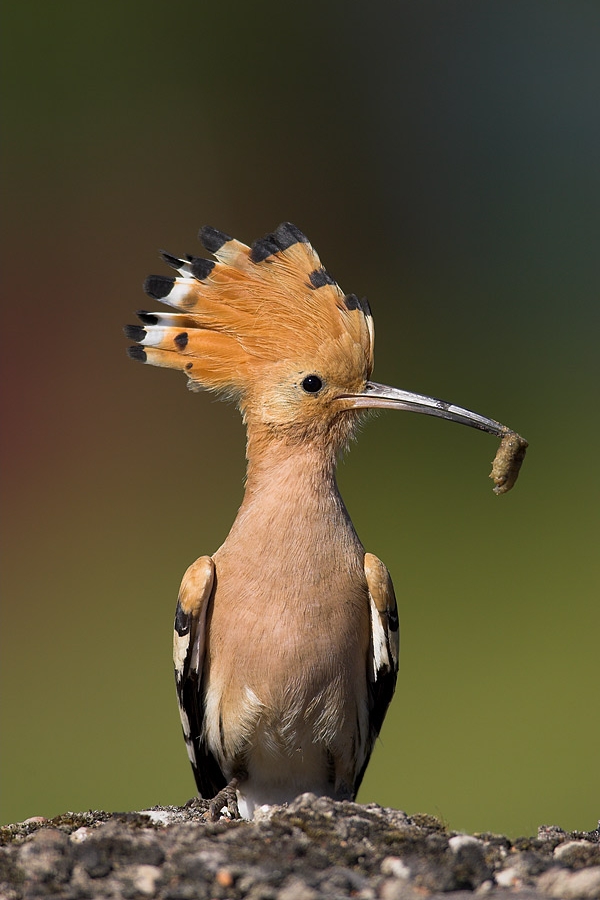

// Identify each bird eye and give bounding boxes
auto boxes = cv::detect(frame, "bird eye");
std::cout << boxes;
[302,375,323,394]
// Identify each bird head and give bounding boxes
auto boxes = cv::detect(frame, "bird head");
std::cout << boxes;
[126,223,375,446]
[126,223,526,487]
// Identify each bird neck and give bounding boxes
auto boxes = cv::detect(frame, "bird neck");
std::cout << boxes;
[243,426,339,504]
[216,423,362,568]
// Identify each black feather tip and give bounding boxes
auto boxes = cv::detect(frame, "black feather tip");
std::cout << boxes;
[160,250,184,270]
[144,275,175,300]
[250,236,281,263]
[250,222,310,263]
[123,324,146,342]
[309,267,337,289]
[136,310,159,325]
[188,256,215,281]
[199,226,232,253]
[274,222,309,249]
[343,293,361,311]
[127,345,147,362]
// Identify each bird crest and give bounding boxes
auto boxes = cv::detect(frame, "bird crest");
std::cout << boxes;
[125,223,374,408]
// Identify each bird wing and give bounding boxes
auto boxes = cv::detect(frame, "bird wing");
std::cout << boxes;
[354,551,400,794]
[173,555,225,798]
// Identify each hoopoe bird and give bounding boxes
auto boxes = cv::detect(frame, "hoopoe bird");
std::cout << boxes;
[125,222,526,819]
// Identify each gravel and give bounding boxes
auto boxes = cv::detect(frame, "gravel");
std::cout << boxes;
[1,794,598,899]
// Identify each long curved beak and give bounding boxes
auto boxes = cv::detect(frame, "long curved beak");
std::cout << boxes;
[339,382,528,493]
[341,381,511,437]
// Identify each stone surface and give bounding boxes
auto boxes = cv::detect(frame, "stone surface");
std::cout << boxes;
[1,795,598,899]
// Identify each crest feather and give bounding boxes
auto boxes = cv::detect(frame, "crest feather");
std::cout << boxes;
[126,223,374,394]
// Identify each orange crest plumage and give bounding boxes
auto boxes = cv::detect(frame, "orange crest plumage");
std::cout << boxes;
[125,223,374,399]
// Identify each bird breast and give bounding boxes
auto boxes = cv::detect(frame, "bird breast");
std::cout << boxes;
[203,463,371,777]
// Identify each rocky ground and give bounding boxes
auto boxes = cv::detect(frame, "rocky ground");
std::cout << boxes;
[1,794,599,899]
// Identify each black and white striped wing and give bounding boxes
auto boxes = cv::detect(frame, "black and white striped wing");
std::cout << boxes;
[354,551,400,794]
[173,555,225,798]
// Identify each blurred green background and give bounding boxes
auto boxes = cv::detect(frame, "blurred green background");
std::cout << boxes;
[2,2,598,837]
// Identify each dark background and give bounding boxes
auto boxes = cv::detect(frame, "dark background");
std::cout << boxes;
[2,1,598,836]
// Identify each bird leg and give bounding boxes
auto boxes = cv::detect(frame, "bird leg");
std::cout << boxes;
[206,777,241,821]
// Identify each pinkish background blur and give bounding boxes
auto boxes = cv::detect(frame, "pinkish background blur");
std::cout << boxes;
[2,2,599,835]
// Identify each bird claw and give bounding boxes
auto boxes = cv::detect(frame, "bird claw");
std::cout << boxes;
[205,778,241,821]
[184,796,210,814]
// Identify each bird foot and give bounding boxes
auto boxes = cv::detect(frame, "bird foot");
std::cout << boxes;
[184,796,210,815]
[205,777,241,821]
